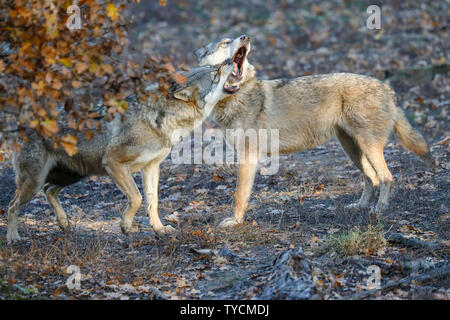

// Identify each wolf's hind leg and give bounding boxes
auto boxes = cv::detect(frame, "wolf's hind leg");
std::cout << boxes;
[7,177,46,244]
[43,183,70,231]
[356,138,393,213]
[336,129,379,209]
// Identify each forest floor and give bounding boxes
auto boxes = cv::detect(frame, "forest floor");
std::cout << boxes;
[0,0,448,300]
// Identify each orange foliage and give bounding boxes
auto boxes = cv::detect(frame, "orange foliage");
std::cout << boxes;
[0,0,184,156]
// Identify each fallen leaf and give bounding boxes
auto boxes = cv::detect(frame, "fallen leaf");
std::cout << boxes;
[59,58,72,68]
[106,3,118,21]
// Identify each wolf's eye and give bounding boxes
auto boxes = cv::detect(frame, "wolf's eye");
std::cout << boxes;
[219,40,231,48]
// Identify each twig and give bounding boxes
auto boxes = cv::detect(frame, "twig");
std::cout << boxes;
[0,128,19,133]
[348,264,450,300]
[148,287,168,300]
[386,232,440,250]
[0,109,19,116]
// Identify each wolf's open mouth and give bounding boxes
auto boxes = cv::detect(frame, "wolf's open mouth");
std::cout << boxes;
[223,45,247,93]
[232,46,247,80]
[223,83,240,93]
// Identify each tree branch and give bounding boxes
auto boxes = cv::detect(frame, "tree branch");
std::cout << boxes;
[348,264,450,300]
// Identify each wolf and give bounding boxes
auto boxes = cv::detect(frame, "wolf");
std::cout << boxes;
[6,58,235,244]
[195,35,432,228]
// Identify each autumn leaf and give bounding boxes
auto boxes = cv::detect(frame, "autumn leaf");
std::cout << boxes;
[52,286,64,297]
[9,9,18,18]
[436,136,449,146]
[106,3,118,21]
[89,62,99,73]
[101,64,114,74]
[12,141,20,152]
[59,58,73,68]
[61,141,78,157]
[45,73,53,84]
[159,0,167,6]
[51,80,63,90]
[192,230,203,236]
[31,81,46,91]
[17,7,31,18]
[75,62,89,74]
[173,72,187,84]
[212,174,224,182]
[41,120,59,135]
[29,120,39,128]
[88,113,101,119]
[118,100,129,112]
[71,80,84,88]
[164,62,176,73]
[85,130,94,141]
[61,134,78,145]
[333,274,346,289]
[297,195,308,205]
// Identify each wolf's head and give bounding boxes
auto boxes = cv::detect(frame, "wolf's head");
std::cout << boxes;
[195,35,252,93]
[171,58,236,110]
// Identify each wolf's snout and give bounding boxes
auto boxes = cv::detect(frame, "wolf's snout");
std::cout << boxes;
[220,58,234,73]
[239,35,249,42]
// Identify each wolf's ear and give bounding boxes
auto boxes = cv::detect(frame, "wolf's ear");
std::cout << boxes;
[173,87,193,102]
[194,47,207,62]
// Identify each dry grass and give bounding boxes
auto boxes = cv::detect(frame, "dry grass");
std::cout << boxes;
[329,223,387,257]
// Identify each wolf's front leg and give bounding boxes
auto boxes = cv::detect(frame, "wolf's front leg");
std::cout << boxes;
[142,161,175,235]
[103,157,142,235]
[219,160,258,228]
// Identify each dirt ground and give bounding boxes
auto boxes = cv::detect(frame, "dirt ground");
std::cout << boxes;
[0,0,448,300]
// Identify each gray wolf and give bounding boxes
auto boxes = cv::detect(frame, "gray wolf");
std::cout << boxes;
[6,58,235,244]
[196,35,432,228]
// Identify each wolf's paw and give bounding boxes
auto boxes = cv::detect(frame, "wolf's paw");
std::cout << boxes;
[58,220,71,232]
[6,231,21,245]
[372,202,388,214]
[218,217,241,228]
[120,221,133,235]
[153,224,176,236]
[344,201,371,211]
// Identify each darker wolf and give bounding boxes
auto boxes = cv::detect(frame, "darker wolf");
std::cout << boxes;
[6,58,235,244]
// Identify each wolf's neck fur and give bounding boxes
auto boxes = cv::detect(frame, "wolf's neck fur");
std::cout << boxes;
[213,63,261,128]
[138,92,204,144]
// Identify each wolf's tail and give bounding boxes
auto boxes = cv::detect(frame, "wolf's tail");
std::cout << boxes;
[393,108,433,166]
